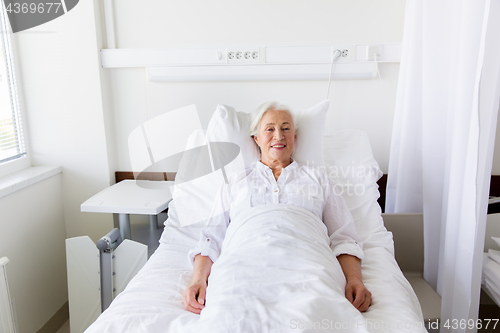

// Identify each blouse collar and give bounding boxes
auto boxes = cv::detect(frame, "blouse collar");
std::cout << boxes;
[256,159,298,174]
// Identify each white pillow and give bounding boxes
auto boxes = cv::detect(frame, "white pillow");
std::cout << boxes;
[206,104,260,173]
[293,100,329,166]
[207,100,330,171]
[161,130,223,246]
[323,130,392,253]
[324,130,383,185]
[168,129,229,228]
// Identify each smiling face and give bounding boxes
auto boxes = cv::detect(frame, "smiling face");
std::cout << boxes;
[253,109,296,168]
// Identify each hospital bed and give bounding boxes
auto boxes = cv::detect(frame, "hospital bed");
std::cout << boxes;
[80,103,430,333]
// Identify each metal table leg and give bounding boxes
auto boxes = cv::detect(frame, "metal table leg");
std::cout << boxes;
[149,215,158,230]
[118,213,131,240]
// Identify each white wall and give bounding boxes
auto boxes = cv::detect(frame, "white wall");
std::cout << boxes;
[0,175,66,333]
[15,0,114,241]
[109,0,406,174]
[113,0,405,48]
[1,1,115,330]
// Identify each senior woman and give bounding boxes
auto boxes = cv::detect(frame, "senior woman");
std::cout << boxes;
[182,102,372,315]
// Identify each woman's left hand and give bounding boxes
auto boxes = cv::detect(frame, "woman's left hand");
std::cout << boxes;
[345,278,372,312]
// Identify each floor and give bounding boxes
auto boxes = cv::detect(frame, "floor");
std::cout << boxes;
[55,320,69,333]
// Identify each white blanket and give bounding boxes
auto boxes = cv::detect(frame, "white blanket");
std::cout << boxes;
[85,204,426,333]
[186,204,368,332]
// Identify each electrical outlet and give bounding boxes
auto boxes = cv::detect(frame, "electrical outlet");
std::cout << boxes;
[331,45,355,63]
[227,47,260,64]
[366,45,382,61]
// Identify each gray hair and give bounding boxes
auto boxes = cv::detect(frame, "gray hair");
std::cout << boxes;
[249,101,299,137]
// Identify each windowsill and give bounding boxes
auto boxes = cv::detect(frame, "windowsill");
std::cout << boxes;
[0,166,62,199]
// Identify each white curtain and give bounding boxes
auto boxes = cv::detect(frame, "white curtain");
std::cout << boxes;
[386,0,500,331]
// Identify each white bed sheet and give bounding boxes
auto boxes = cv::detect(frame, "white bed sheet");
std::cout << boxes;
[85,206,426,333]
[482,253,500,306]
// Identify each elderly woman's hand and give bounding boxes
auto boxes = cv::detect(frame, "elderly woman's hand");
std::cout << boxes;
[182,279,207,314]
[183,254,213,314]
[345,278,372,312]
[337,254,372,312]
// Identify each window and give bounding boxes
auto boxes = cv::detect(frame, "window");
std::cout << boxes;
[0,3,29,177]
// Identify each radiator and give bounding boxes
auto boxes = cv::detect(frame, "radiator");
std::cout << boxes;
[0,257,16,333]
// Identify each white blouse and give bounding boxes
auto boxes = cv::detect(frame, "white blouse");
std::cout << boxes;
[187,160,364,265]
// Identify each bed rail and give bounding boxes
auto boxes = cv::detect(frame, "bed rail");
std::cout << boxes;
[96,228,123,311]
[66,230,147,333]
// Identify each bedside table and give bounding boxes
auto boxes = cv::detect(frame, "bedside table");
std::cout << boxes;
[81,180,174,240]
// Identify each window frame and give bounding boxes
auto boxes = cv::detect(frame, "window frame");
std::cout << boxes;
[0,1,30,178]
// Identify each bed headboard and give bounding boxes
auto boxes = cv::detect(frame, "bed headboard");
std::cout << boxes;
[115,171,176,183]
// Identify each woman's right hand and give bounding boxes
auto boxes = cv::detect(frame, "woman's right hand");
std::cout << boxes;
[182,279,207,314]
